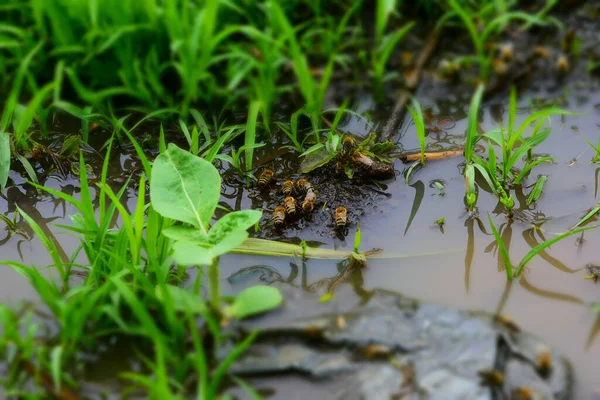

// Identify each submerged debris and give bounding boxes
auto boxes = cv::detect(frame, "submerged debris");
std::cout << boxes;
[300,133,395,180]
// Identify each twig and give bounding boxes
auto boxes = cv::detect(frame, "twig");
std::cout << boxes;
[380,31,440,142]
[400,149,464,162]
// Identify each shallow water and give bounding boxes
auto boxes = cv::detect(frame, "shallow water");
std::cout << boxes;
[3,84,600,398]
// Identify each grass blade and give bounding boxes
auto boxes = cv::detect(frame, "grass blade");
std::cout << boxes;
[245,101,260,173]
[488,214,513,280]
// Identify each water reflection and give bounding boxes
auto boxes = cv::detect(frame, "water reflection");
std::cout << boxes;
[519,274,584,305]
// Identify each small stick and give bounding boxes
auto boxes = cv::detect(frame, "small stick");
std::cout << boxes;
[380,31,440,142]
[400,149,464,162]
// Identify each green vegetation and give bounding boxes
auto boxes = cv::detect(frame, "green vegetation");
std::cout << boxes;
[439,0,561,81]
[1,0,595,396]
[0,141,285,397]
[463,86,572,214]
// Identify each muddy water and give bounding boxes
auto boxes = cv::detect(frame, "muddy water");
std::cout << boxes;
[3,89,600,398]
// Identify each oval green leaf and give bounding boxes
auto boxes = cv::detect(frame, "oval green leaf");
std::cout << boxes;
[172,241,214,266]
[224,285,283,319]
[150,143,220,230]
[162,225,209,244]
[155,285,207,314]
[208,209,261,245]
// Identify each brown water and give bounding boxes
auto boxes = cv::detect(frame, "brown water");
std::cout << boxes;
[3,86,600,398]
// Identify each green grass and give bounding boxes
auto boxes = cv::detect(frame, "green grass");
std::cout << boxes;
[0,140,287,397]
[463,86,575,214]
[440,0,561,81]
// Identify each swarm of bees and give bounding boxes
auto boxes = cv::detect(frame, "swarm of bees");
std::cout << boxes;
[256,168,349,232]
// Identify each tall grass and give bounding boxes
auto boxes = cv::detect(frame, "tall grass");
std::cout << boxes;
[0,139,284,397]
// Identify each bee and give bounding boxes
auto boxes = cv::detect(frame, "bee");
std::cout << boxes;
[352,151,375,170]
[556,55,570,74]
[535,347,552,378]
[478,369,504,387]
[282,180,294,196]
[492,59,509,75]
[295,178,313,194]
[509,388,538,400]
[302,189,316,213]
[284,196,297,216]
[339,136,357,161]
[351,152,395,179]
[498,42,514,62]
[438,59,459,79]
[273,206,286,227]
[534,46,550,59]
[363,344,392,359]
[334,206,348,229]
[258,168,274,187]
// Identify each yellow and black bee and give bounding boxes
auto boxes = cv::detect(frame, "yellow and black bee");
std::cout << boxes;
[284,196,297,215]
[352,152,395,179]
[478,369,504,387]
[556,55,569,74]
[352,151,375,170]
[282,180,294,196]
[258,168,274,187]
[295,178,313,194]
[334,206,347,229]
[273,206,286,227]
[509,388,538,400]
[535,347,552,378]
[363,344,391,359]
[338,136,357,161]
[302,188,316,213]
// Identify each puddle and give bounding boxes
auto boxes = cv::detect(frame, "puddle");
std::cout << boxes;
[4,53,600,400]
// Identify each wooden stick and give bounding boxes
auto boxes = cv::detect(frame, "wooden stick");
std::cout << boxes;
[400,149,464,162]
[380,31,440,142]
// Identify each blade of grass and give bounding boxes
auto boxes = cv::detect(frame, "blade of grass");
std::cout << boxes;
[488,214,513,280]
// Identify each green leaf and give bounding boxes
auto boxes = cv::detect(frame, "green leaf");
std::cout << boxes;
[208,210,262,255]
[150,144,220,233]
[224,285,283,319]
[488,214,513,280]
[50,345,63,392]
[154,285,207,314]
[0,132,11,191]
[299,146,334,173]
[172,242,214,266]
[162,226,209,244]
[60,135,81,157]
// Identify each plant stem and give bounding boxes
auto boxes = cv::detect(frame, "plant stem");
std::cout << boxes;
[209,256,220,310]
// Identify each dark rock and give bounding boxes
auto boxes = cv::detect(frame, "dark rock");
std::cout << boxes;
[230,288,573,399]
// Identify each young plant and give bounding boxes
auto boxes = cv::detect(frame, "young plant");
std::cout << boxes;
[150,143,282,312]
[464,86,573,213]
